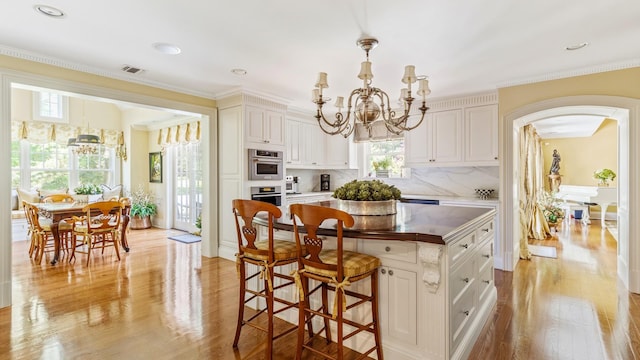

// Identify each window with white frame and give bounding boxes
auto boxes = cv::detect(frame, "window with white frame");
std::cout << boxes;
[365,139,405,178]
[13,140,116,191]
[33,91,69,123]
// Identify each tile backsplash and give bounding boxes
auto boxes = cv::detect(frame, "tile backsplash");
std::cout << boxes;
[286,167,499,198]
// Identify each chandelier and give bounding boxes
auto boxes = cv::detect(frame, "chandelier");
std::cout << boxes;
[68,132,100,155]
[312,35,430,138]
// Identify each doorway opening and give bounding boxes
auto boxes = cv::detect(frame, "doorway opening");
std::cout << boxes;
[501,95,636,293]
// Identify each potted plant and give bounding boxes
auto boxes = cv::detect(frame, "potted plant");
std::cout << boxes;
[372,157,392,178]
[332,179,401,229]
[129,185,157,229]
[593,168,616,186]
[73,183,103,203]
[538,190,564,227]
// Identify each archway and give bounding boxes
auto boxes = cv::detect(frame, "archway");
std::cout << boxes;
[500,95,639,293]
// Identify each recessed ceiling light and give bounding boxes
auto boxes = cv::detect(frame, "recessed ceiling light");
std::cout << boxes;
[34,4,65,18]
[231,68,247,76]
[565,42,589,51]
[152,42,181,55]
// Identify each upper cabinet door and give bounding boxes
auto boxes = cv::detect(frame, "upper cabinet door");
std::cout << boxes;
[286,120,302,165]
[245,105,285,147]
[464,105,498,164]
[264,110,285,146]
[431,109,463,163]
[404,113,432,165]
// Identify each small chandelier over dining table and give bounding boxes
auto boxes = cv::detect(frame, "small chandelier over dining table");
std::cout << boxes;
[312,35,431,138]
[67,128,100,155]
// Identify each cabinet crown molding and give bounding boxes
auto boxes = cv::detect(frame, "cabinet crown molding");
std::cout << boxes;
[428,92,498,112]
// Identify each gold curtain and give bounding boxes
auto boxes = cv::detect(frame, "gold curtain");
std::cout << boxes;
[519,125,551,259]
[11,120,120,147]
[156,119,201,148]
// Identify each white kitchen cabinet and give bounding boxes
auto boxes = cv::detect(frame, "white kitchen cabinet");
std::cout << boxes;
[405,109,462,166]
[285,120,302,165]
[379,266,418,346]
[464,104,498,164]
[245,105,285,147]
[300,121,325,167]
[324,132,352,168]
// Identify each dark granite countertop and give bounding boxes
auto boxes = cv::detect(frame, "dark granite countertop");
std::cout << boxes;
[257,200,495,245]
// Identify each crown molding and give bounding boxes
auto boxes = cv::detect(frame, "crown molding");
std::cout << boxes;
[0,45,216,100]
[497,59,640,89]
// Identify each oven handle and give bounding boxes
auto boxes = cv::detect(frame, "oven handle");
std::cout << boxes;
[251,193,282,198]
[253,158,282,163]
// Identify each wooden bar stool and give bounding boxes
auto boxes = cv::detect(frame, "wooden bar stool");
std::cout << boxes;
[290,203,384,360]
[231,199,305,359]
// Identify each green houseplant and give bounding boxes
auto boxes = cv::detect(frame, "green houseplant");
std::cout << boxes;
[333,179,401,202]
[538,190,564,225]
[593,168,616,186]
[332,179,402,230]
[129,185,157,229]
[72,183,103,203]
[73,184,102,195]
[372,157,393,178]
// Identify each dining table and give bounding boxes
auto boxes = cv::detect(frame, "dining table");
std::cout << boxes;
[37,202,131,265]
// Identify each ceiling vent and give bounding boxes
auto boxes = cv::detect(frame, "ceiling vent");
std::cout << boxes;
[121,65,144,74]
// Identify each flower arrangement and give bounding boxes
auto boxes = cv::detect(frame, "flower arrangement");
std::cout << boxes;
[73,183,102,195]
[593,168,616,185]
[332,179,401,201]
[129,185,157,217]
[538,190,564,224]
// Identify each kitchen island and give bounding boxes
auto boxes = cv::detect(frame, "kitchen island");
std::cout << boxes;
[255,200,497,360]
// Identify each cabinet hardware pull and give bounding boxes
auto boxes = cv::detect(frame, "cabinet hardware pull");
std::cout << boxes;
[388,270,394,276]
[483,280,491,284]
[482,228,490,232]
[461,244,469,249]
[463,310,470,316]
[494,157,498,160]
[483,254,490,258]
[380,268,386,275]
[462,277,469,283]
[385,246,391,252]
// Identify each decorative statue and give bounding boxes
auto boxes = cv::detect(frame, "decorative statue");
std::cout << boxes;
[549,149,561,175]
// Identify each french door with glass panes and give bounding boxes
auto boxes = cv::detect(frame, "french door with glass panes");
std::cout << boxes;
[173,142,203,232]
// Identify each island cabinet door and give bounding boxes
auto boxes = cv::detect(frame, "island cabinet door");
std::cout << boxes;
[379,266,418,345]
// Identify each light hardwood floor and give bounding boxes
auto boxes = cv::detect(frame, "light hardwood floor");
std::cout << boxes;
[2,219,639,359]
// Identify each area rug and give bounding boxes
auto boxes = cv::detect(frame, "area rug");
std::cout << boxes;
[168,234,201,244]
[528,244,557,259]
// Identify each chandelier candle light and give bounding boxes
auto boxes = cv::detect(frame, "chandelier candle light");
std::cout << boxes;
[312,35,430,138]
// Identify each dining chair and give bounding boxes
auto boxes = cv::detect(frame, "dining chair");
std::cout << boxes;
[42,193,74,203]
[231,199,306,359]
[24,202,72,264]
[290,203,384,360]
[68,200,123,265]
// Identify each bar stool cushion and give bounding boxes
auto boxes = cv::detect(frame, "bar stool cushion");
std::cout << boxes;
[244,240,300,262]
[305,249,381,278]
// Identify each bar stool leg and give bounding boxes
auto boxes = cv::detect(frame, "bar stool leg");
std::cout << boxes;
[296,276,310,360]
[265,273,274,360]
[371,270,384,360]
[232,261,246,348]
[321,284,332,343]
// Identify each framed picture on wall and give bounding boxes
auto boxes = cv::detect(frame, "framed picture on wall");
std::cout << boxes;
[149,152,163,183]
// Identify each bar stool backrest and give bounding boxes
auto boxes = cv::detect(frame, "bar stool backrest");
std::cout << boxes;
[232,199,282,261]
[289,204,354,278]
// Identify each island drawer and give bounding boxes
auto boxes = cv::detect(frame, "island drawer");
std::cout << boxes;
[476,219,495,242]
[361,240,417,264]
[449,232,476,265]
[477,262,494,305]
[476,240,493,275]
[451,285,477,353]
[450,257,475,305]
